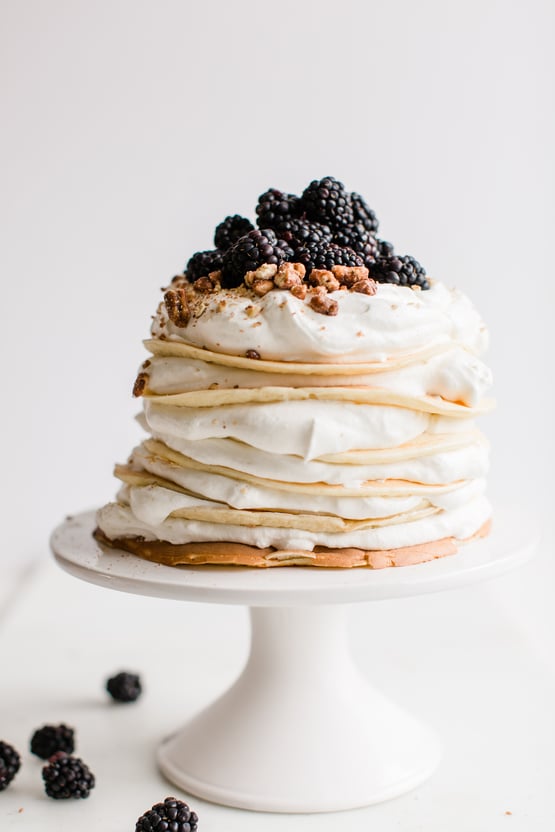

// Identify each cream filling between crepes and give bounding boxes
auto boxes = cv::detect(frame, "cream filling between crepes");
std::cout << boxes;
[97,280,492,553]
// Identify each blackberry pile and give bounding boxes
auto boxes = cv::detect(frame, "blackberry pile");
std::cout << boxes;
[136,797,199,832]
[106,671,142,703]
[0,741,20,791]
[184,176,429,289]
[42,753,95,800]
[31,724,75,759]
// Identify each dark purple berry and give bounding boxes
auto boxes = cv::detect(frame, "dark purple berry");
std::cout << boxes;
[295,242,364,276]
[185,249,223,281]
[255,188,300,231]
[135,796,199,832]
[350,192,379,234]
[214,215,254,251]
[370,254,429,290]
[300,176,354,230]
[31,724,75,759]
[0,741,20,791]
[221,228,290,287]
[106,671,142,703]
[42,754,95,799]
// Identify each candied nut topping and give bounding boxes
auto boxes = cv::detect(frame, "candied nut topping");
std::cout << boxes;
[352,277,378,295]
[164,287,190,327]
[193,276,215,293]
[309,287,339,316]
[245,263,278,287]
[132,372,148,397]
[310,269,340,292]
[290,283,308,300]
[274,262,304,289]
[246,349,261,360]
[331,265,369,287]
[252,279,274,296]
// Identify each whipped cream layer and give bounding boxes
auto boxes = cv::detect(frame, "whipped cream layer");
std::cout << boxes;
[98,493,491,552]
[151,281,488,363]
[98,278,492,557]
[144,345,491,407]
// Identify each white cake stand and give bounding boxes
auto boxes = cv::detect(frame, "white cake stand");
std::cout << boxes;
[51,508,536,813]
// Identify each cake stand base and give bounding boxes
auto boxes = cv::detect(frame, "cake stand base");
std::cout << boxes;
[51,508,537,813]
[157,604,440,812]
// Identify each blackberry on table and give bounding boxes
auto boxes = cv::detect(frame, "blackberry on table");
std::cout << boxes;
[185,249,223,281]
[221,228,290,287]
[106,671,142,703]
[370,254,430,290]
[30,724,75,759]
[300,176,354,230]
[255,188,300,232]
[295,242,364,276]
[214,215,254,251]
[136,796,199,832]
[0,741,20,791]
[351,192,379,234]
[42,753,95,800]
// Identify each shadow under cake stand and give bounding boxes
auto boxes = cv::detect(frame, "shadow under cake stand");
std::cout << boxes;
[51,508,536,813]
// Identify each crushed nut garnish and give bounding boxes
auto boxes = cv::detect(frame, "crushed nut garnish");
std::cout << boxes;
[274,261,305,289]
[132,372,148,397]
[164,287,190,327]
[245,263,278,287]
[290,283,308,300]
[309,287,339,316]
[352,278,377,295]
[252,279,274,296]
[193,276,215,293]
[310,269,340,292]
[331,265,369,287]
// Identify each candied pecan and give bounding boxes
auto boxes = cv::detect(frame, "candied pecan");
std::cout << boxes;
[164,287,190,326]
[245,263,278,287]
[208,270,222,287]
[193,276,215,293]
[352,278,378,295]
[309,288,339,316]
[132,372,148,397]
[310,269,340,292]
[252,279,274,296]
[291,283,308,300]
[246,349,261,360]
[274,262,304,289]
[331,265,369,287]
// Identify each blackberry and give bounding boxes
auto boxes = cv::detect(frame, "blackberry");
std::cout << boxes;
[377,239,395,258]
[30,724,75,760]
[136,797,199,832]
[214,215,254,251]
[277,218,332,251]
[185,249,223,281]
[0,741,20,791]
[42,753,95,800]
[333,223,378,266]
[255,188,300,232]
[106,671,142,703]
[296,242,364,276]
[370,254,430,290]
[300,176,354,230]
[351,192,379,234]
[221,228,289,287]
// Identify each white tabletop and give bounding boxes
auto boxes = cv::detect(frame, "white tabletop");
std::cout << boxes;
[1,555,554,830]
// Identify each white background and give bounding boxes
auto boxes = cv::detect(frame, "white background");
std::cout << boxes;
[1,1,554,826]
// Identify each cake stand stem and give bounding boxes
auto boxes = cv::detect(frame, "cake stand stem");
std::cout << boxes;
[157,603,441,813]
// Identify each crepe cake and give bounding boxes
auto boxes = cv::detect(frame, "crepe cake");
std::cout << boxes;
[95,177,493,568]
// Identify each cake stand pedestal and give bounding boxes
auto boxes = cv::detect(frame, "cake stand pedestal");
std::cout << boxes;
[51,508,536,813]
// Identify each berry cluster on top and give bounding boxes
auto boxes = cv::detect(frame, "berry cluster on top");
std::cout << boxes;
[184,176,429,293]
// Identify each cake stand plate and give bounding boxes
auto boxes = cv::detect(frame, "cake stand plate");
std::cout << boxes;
[51,508,537,813]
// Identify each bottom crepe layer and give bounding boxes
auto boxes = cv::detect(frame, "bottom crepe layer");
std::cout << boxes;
[93,518,491,569]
